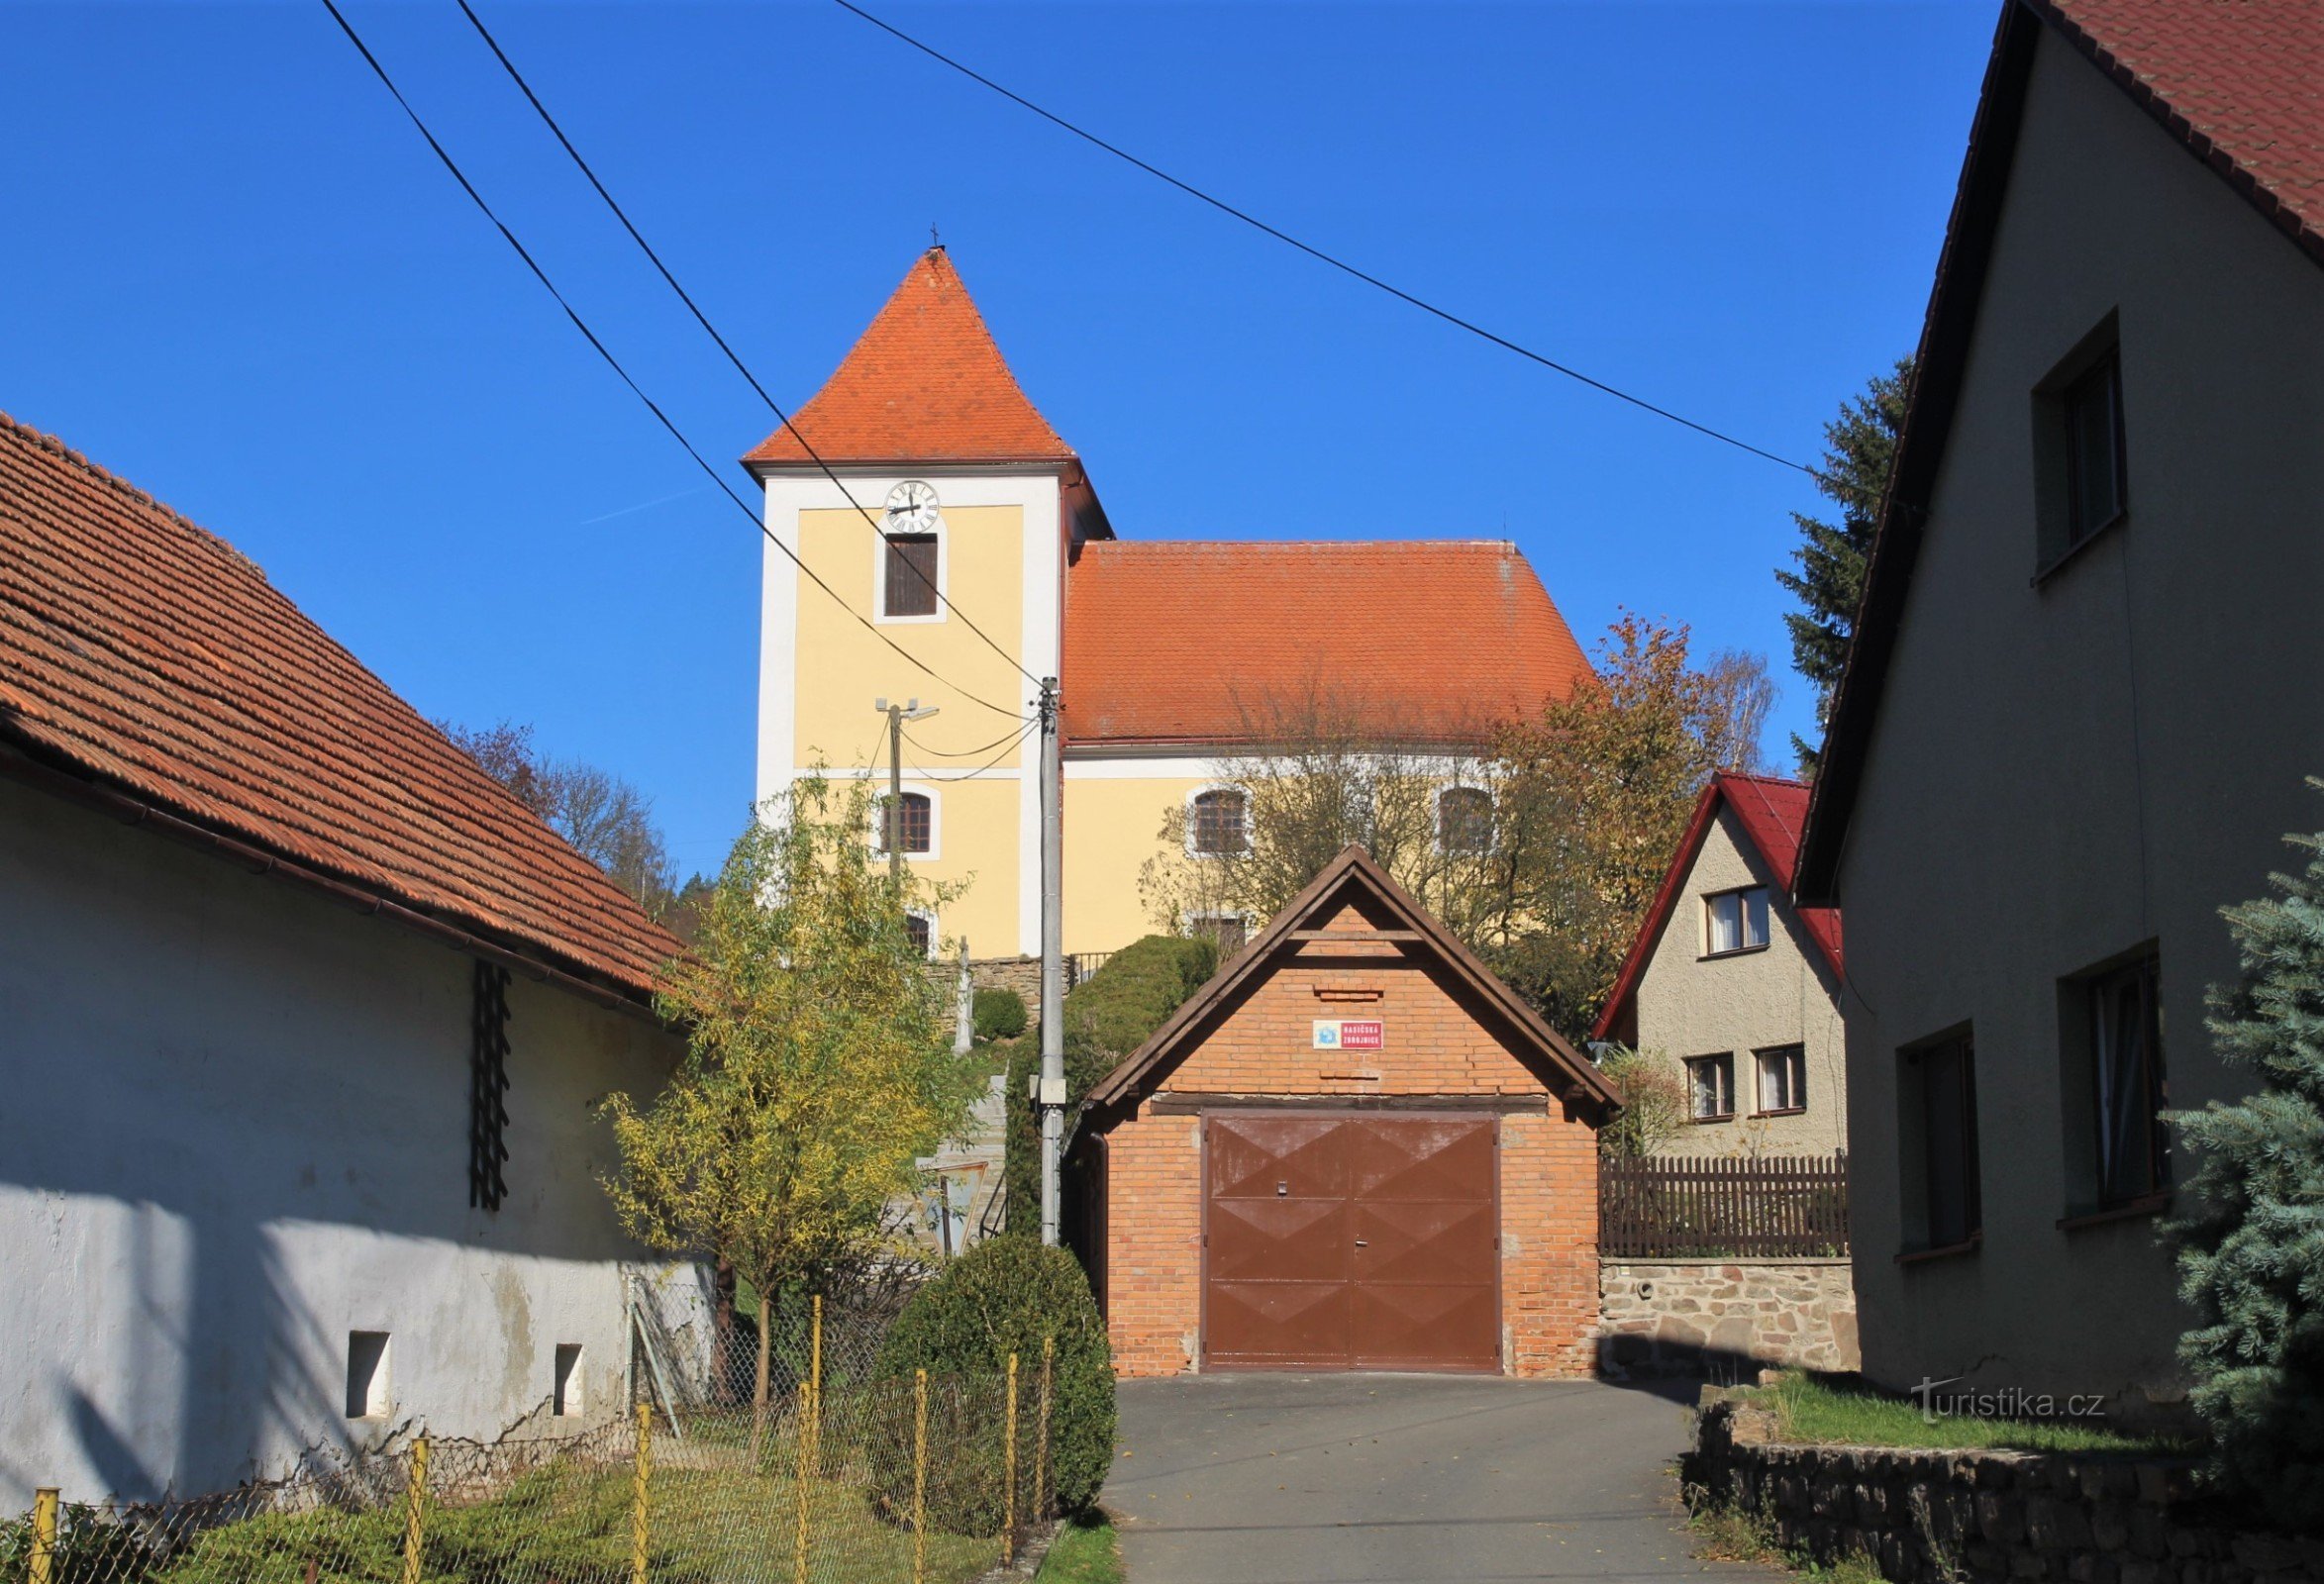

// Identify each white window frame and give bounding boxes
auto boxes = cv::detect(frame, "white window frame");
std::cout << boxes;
[1184,783,1254,859]
[872,515,949,626]
[903,908,940,961]
[869,783,942,861]
[1183,910,1254,954]
[1435,784,1494,855]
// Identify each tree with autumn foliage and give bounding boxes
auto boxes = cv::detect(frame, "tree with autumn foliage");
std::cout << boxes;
[1141,614,1770,1041]
[597,775,981,1452]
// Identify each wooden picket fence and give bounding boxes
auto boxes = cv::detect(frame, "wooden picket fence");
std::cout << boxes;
[1598,1153,1850,1258]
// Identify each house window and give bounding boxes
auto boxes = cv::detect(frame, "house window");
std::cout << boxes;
[1756,1045,1806,1115]
[470,960,511,1212]
[882,534,940,618]
[1905,1032,1981,1250]
[2089,954,2168,1205]
[1705,887,1770,955]
[1685,1054,1736,1122]
[2063,351,2126,548]
[904,911,935,959]
[553,1343,583,1418]
[877,791,933,855]
[347,1331,391,1420]
[1188,789,1250,857]
[1437,787,1493,854]
[1188,912,1248,955]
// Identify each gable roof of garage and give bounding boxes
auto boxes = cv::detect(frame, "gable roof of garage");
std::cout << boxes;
[1084,844,1624,1114]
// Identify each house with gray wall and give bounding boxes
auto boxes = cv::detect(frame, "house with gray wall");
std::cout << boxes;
[1793,0,2324,1423]
[1596,772,1846,1158]
[0,412,709,1508]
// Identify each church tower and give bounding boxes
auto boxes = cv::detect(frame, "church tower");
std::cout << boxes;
[745,249,1107,957]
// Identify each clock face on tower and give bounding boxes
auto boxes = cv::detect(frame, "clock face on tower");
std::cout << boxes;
[883,480,940,534]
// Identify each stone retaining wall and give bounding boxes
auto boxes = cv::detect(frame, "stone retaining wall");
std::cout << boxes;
[1598,1258,1859,1377]
[928,956,1044,1040]
[1685,1397,2319,1583]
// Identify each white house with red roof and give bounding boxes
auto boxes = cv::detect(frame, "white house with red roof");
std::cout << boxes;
[747,248,1591,962]
[1594,773,1846,1158]
[0,415,707,1507]
[1792,0,2324,1419]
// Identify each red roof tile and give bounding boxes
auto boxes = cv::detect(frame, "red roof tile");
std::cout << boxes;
[744,249,1075,468]
[1593,772,1843,1041]
[2038,0,2324,258]
[1061,540,1590,747]
[0,412,681,1002]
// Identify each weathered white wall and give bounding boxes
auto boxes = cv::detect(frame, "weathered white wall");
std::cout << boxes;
[0,776,710,1508]
[1836,25,2324,1420]
[1633,809,1847,1157]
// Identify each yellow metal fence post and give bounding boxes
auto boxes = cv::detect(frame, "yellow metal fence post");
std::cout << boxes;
[29,1488,57,1584]
[631,1402,654,1584]
[400,1437,429,1584]
[1038,1336,1054,1522]
[1003,1352,1019,1560]
[809,1294,823,1478]
[912,1368,928,1584]
[794,1306,812,1584]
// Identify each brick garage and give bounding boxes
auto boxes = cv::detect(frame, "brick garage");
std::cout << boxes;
[1067,847,1618,1377]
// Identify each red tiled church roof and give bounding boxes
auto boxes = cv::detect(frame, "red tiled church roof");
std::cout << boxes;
[743,249,1075,468]
[1061,540,1591,748]
[0,412,681,1002]
[1593,772,1843,1042]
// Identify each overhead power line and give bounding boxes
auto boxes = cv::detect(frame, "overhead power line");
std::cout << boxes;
[316,0,1028,720]
[452,0,1040,689]
[916,720,1040,782]
[832,0,1860,496]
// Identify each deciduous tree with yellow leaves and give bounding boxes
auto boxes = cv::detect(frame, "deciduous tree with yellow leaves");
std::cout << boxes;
[599,775,981,1453]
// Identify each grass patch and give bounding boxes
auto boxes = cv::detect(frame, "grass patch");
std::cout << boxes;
[1688,1500,1881,1583]
[1034,1515,1122,1583]
[1747,1371,2183,1455]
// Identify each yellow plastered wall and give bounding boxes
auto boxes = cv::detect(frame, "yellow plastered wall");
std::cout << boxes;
[1062,775,1210,953]
[791,503,1029,956]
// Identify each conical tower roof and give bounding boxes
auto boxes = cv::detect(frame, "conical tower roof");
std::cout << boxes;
[744,249,1075,468]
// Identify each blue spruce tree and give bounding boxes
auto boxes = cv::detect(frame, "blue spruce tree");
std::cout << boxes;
[2166,803,2324,1531]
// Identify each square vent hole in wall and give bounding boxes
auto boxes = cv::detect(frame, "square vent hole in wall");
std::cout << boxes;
[553,1343,583,1417]
[347,1331,391,1420]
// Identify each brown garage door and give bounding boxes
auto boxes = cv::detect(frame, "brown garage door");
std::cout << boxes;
[1203,1112,1498,1371]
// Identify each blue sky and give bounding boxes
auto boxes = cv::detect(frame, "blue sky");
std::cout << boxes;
[3,1,1998,880]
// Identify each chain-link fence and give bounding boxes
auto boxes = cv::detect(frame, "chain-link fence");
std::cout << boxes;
[5,1291,1060,1584]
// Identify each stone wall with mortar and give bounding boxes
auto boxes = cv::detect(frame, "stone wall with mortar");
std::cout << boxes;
[1599,1258,1859,1377]
[1685,1398,2319,1583]
[928,955,1045,1041]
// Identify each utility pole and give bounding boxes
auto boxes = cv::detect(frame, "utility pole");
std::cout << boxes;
[1037,677,1064,1246]
[873,698,939,883]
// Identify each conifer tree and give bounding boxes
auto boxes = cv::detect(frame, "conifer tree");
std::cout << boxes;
[2165,802,2324,1530]
[1775,357,1912,775]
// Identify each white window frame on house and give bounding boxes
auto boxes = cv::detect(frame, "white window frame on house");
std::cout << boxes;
[903,908,939,961]
[872,516,949,625]
[1435,784,1494,855]
[1184,910,1253,956]
[1684,1053,1736,1123]
[1754,1043,1807,1117]
[869,784,942,861]
[1184,784,1254,859]
[1703,885,1771,957]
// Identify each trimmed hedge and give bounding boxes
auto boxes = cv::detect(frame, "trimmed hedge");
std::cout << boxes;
[871,1239,1116,1530]
[1003,936,1220,1234]
[972,987,1028,1042]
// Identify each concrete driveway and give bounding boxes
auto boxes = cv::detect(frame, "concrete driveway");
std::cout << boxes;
[1104,1373,1764,1583]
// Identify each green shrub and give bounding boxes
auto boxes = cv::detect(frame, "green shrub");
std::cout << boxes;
[872,1239,1115,1531]
[1002,936,1219,1234]
[973,988,1028,1042]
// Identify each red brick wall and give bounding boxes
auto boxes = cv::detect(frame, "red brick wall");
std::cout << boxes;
[1095,902,1602,1377]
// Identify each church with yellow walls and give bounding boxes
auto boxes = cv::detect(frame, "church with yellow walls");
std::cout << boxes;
[749,250,1593,961]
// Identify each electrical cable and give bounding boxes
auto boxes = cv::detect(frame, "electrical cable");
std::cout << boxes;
[914,720,1040,782]
[833,0,1880,500]
[316,0,1028,719]
[903,721,1037,759]
[453,0,1041,686]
